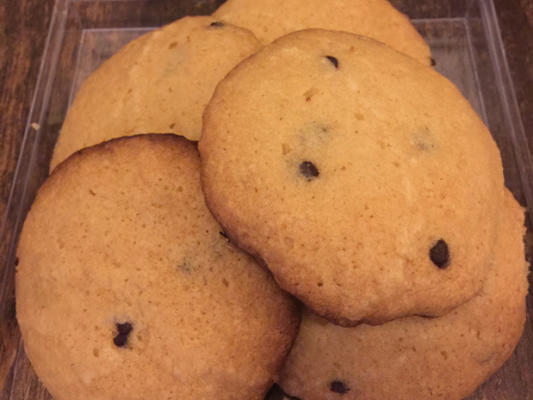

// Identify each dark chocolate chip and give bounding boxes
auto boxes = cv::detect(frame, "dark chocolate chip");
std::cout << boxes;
[210,21,224,28]
[325,55,339,69]
[14,257,19,266]
[299,161,319,180]
[330,380,350,394]
[266,384,301,400]
[265,384,289,400]
[431,58,437,66]
[219,231,230,242]
[430,239,449,269]
[113,322,133,347]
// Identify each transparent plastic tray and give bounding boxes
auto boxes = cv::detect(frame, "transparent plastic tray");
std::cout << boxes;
[1,0,531,399]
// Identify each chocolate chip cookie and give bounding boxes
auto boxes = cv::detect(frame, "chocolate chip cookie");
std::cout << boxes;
[17,134,299,400]
[213,0,431,64]
[199,30,504,325]
[50,16,261,171]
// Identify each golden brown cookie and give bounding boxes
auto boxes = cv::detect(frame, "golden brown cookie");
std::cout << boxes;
[279,189,527,400]
[17,134,299,400]
[199,30,504,325]
[50,16,261,171]
[213,0,430,64]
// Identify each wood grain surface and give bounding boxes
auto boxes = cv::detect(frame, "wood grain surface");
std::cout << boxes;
[0,0,532,399]
[0,1,55,397]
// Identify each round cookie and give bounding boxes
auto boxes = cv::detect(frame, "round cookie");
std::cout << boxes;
[279,189,528,400]
[17,134,299,400]
[212,0,431,64]
[199,30,505,325]
[49,16,261,171]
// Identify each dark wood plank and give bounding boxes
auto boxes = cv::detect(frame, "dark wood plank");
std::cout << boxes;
[0,0,54,395]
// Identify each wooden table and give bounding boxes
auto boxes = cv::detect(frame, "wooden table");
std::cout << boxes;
[0,0,532,399]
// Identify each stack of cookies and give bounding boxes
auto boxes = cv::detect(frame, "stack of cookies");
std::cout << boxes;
[16,1,528,399]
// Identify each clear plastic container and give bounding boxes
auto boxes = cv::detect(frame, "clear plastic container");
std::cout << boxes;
[1,0,531,399]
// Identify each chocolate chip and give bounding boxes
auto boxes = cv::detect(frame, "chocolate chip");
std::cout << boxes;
[430,239,449,269]
[14,257,19,266]
[266,384,301,400]
[431,58,437,66]
[219,231,230,242]
[299,161,319,180]
[113,322,133,347]
[325,55,339,69]
[210,21,224,28]
[330,380,350,394]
